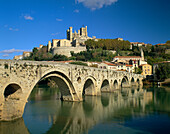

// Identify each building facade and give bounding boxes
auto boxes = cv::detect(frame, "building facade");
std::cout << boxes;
[139,64,152,76]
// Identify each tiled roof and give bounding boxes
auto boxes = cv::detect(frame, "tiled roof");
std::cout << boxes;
[139,64,151,66]
[103,62,116,66]
[126,65,133,67]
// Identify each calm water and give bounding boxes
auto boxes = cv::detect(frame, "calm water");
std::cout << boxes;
[0,85,170,134]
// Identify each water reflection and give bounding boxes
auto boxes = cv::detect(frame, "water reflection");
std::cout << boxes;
[0,86,170,134]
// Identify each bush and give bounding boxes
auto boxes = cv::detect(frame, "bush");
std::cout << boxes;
[70,61,88,66]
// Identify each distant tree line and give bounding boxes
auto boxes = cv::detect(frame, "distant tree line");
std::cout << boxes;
[85,39,131,51]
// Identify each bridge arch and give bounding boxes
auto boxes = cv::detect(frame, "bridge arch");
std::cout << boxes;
[121,76,129,88]
[101,79,110,92]
[83,78,95,96]
[37,71,78,101]
[4,83,22,98]
[113,80,119,90]
[131,77,135,82]
[2,83,24,120]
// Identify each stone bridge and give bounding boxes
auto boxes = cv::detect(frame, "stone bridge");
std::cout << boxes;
[0,60,144,121]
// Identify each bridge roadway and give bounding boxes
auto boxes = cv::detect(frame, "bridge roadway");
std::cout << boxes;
[0,60,144,121]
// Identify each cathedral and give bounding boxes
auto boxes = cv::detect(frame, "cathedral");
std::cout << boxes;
[47,26,97,57]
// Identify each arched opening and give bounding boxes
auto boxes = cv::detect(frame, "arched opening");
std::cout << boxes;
[113,80,118,90]
[3,83,23,121]
[83,79,95,96]
[131,77,136,86]
[4,83,22,98]
[137,78,140,86]
[22,71,77,130]
[37,72,76,101]
[131,77,135,82]
[77,77,81,83]
[101,80,110,92]
[121,76,129,88]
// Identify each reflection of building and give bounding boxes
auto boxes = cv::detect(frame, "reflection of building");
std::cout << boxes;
[47,26,97,57]
[139,64,152,76]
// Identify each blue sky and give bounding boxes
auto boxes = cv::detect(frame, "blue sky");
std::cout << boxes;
[0,0,170,59]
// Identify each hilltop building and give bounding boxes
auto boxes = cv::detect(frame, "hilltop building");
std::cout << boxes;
[47,26,97,57]
[13,55,23,60]
[130,42,148,49]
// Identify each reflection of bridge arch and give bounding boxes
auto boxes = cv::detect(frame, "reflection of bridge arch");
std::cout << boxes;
[45,87,149,134]
[101,93,110,107]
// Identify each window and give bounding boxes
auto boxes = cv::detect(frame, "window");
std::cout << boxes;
[148,69,150,71]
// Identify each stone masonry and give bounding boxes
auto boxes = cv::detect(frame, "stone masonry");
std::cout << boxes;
[0,60,144,121]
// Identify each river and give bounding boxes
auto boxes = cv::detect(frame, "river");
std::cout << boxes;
[0,85,170,134]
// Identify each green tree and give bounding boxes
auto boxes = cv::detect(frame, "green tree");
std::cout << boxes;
[155,63,170,81]
[53,54,68,61]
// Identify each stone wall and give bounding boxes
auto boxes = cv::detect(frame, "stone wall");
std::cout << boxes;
[53,46,87,57]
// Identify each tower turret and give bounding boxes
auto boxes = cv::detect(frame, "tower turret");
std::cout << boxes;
[141,48,144,61]
[48,41,51,52]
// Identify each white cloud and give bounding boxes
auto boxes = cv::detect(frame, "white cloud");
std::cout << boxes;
[51,33,60,36]
[24,15,34,20]
[74,9,80,13]
[56,18,63,21]
[9,28,19,31]
[0,49,28,54]
[2,54,9,57]
[76,0,118,10]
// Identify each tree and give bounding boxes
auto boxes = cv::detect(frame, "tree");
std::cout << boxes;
[155,63,170,81]
[136,68,143,74]
[53,54,68,61]
[70,61,88,66]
